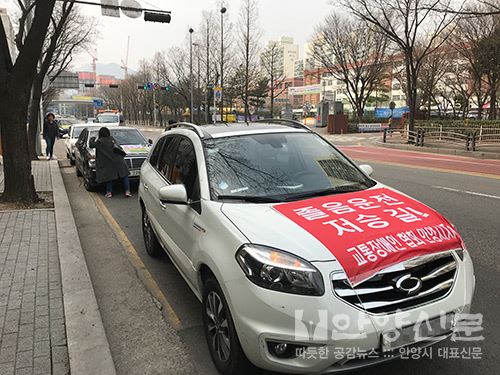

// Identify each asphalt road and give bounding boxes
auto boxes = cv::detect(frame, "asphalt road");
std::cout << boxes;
[62,128,499,374]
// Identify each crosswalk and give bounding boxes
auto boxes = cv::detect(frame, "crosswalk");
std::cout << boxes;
[324,135,381,143]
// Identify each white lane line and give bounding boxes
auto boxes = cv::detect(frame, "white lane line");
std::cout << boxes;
[432,185,500,200]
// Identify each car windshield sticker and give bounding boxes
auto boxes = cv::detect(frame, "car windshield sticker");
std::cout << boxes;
[121,145,149,153]
[273,187,463,286]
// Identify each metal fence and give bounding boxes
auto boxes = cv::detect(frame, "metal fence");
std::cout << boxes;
[383,125,500,151]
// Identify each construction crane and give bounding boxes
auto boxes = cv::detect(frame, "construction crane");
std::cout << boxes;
[121,36,131,78]
[85,49,98,83]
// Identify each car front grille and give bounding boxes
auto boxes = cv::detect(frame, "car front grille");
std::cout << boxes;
[332,252,458,314]
[125,157,146,169]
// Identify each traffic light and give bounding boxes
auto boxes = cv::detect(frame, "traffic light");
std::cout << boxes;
[144,12,171,23]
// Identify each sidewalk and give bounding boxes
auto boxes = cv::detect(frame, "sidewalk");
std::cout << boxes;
[0,161,115,375]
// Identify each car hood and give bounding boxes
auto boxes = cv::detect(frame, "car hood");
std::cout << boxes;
[221,202,338,262]
[220,183,390,263]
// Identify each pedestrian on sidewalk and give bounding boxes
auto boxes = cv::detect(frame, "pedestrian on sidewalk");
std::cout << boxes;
[89,127,131,198]
[43,112,59,160]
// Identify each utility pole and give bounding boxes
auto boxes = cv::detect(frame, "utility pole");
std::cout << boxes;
[220,6,227,123]
[205,19,210,125]
[193,43,201,124]
[189,28,194,123]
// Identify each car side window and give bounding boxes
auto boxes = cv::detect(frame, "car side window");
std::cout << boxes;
[157,136,179,181]
[76,129,87,147]
[172,138,200,202]
[149,136,168,169]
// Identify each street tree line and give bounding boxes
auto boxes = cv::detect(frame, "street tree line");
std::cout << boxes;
[311,0,500,129]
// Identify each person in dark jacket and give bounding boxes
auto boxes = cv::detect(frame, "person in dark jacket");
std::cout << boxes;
[89,127,131,198]
[43,113,59,160]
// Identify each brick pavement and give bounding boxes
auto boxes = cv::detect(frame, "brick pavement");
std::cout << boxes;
[0,162,69,375]
[0,162,52,193]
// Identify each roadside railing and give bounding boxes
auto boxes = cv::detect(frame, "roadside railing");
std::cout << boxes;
[382,125,500,151]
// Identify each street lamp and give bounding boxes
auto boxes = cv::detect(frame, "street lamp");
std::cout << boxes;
[220,6,227,123]
[189,27,194,123]
[193,42,202,124]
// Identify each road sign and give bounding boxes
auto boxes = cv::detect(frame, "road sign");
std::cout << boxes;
[50,71,79,89]
[93,99,104,108]
[121,0,142,18]
[214,85,222,102]
[101,0,120,17]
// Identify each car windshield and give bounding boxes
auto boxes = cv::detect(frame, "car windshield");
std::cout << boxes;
[89,128,147,146]
[204,132,375,202]
[97,115,119,123]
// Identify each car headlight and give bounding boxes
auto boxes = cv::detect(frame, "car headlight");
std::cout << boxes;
[236,244,324,296]
[88,159,96,168]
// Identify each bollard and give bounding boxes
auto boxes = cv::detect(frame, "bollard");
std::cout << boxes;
[471,132,476,152]
[466,133,470,151]
[383,128,387,143]
[420,130,425,147]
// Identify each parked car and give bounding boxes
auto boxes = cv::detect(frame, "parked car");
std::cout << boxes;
[96,112,123,126]
[74,126,152,191]
[138,121,475,375]
[56,117,79,134]
[64,124,100,165]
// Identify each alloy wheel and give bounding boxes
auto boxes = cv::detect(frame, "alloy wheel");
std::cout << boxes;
[206,291,231,363]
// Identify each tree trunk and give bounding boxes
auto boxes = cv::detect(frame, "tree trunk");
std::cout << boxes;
[0,81,38,203]
[28,74,44,160]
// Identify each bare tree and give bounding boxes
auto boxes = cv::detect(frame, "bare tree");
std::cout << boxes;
[28,3,97,159]
[260,42,288,118]
[236,0,261,121]
[417,50,449,118]
[312,13,387,121]
[0,0,57,204]
[339,0,459,131]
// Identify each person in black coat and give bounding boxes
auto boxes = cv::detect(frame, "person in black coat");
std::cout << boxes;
[89,127,131,198]
[42,113,59,159]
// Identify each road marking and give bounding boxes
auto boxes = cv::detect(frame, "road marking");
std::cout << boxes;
[432,186,500,200]
[90,193,183,330]
[351,157,500,180]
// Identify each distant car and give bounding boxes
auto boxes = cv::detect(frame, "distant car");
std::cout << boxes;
[96,112,124,126]
[74,126,152,191]
[64,124,100,165]
[56,117,79,134]
[467,110,479,119]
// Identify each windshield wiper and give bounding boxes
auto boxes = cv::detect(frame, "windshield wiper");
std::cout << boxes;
[217,195,284,203]
[283,185,365,202]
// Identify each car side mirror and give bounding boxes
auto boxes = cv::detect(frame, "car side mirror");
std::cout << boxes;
[148,139,153,145]
[159,184,188,205]
[359,164,374,176]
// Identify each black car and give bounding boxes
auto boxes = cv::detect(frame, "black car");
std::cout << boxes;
[74,126,152,191]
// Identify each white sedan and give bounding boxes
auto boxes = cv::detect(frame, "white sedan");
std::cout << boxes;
[64,124,100,165]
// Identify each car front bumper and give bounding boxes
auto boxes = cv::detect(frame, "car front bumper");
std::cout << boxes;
[224,251,475,374]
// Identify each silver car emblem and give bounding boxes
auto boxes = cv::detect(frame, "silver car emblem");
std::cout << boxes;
[395,274,422,295]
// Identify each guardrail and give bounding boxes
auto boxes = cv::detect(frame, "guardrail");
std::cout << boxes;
[382,125,500,151]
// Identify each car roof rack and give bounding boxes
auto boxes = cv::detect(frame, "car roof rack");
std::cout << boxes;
[253,118,312,131]
[164,122,206,138]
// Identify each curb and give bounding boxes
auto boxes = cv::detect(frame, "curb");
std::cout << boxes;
[50,161,117,375]
[374,141,500,159]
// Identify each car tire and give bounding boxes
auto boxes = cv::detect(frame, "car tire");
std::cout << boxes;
[70,158,75,166]
[142,207,163,257]
[83,167,97,191]
[66,152,70,160]
[202,277,254,375]
[76,164,83,177]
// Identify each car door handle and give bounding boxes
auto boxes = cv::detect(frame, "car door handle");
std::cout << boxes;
[143,183,149,190]
[159,200,167,210]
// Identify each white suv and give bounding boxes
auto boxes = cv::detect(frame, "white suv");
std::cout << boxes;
[138,121,475,374]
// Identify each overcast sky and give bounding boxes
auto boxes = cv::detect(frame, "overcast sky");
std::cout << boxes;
[1,0,334,71]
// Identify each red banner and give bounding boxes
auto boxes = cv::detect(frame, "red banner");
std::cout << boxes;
[273,188,463,286]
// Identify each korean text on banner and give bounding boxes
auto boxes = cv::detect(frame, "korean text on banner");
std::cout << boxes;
[273,188,463,286]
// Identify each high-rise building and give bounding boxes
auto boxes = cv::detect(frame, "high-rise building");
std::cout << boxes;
[0,8,17,62]
[262,36,300,79]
